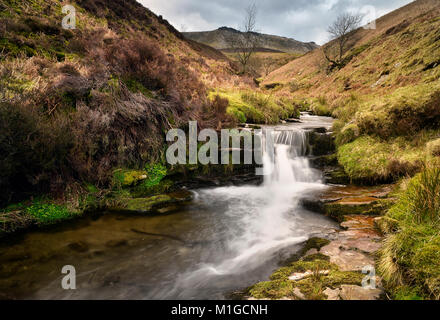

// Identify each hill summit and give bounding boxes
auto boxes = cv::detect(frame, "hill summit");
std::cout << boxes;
[183,27,319,54]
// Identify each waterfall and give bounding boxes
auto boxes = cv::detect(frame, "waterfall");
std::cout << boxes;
[261,129,321,185]
[170,125,329,298]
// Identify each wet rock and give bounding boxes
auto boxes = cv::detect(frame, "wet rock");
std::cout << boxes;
[323,197,392,222]
[324,288,341,300]
[112,191,194,214]
[320,242,375,272]
[324,167,351,185]
[68,241,89,253]
[308,132,335,156]
[339,285,383,300]
[304,248,319,257]
[310,154,338,168]
[168,190,194,202]
[285,118,302,123]
[120,195,174,214]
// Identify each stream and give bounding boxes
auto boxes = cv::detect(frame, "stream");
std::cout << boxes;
[0,114,339,300]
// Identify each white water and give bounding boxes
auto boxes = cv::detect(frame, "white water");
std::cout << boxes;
[170,126,331,298]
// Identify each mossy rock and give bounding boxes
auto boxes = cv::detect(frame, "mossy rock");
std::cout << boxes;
[248,280,295,300]
[248,254,364,300]
[300,237,331,256]
[113,169,148,188]
[111,190,194,214]
[323,199,392,222]
[310,154,338,168]
[325,167,351,185]
[114,195,173,214]
[302,253,331,262]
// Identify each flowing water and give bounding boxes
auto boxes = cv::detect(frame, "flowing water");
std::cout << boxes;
[0,114,338,300]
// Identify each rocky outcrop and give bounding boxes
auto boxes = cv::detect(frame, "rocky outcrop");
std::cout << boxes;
[110,190,194,214]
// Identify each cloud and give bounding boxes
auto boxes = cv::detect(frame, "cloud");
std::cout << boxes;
[139,0,413,45]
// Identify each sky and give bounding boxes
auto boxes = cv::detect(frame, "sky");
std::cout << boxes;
[139,0,414,45]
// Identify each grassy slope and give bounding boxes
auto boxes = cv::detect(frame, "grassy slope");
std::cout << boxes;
[263,0,440,183]
[261,0,440,299]
[0,0,253,227]
[0,0,300,232]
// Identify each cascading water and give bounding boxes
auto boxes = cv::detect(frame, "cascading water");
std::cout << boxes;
[166,126,331,299]
[2,115,337,300]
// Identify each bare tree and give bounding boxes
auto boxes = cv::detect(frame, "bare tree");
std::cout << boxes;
[323,12,363,68]
[225,3,261,74]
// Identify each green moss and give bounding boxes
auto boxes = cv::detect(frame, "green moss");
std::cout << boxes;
[355,83,440,139]
[393,286,424,300]
[323,199,392,222]
[210,90,299,124]
[337,135,425,183]
[270,261,334,281]
[335,124,360,146]
[249,254,364,300]
[26,202,76,224]
[310,97,332,117]
[123,78,153,98]
[302,253,330,262]
[300,237,330,255]
[120,195,174,213]
[249,280,295,300]
[113,169,148,188]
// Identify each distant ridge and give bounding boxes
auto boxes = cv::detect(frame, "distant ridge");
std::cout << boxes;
[183,27,319,54]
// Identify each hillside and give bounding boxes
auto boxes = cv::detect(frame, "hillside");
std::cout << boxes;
[262,0,440,183]
[260,0,440,299]
[183,27,319,54]
[0,0,252,207]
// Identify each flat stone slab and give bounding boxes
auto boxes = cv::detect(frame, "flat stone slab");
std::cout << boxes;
[324,288,341,300]
[321,185,393,202]
[320,241,375,272]
[339,285,383,300]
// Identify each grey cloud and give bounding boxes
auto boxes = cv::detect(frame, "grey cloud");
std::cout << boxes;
[140,0,413,44]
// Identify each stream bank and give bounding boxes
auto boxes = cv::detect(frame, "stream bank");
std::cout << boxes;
[245,184,394,300]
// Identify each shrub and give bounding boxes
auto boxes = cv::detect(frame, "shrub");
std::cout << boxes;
[0,102,73,206]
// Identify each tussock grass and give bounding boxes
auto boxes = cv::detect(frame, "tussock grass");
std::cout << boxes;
[209,89,299,124]
[378,165,440,299]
